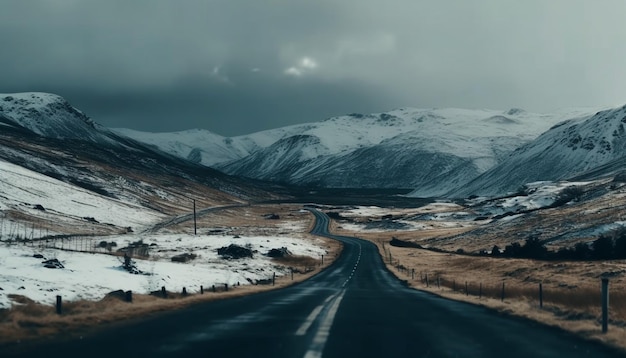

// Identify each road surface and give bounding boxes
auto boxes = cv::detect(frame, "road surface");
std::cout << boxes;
[2,209,622,357]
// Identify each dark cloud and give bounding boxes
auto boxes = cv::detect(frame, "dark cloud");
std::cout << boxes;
[1,0,626,135]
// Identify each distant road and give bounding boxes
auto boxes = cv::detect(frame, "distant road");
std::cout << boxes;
[141,203,248,234]
[2,209,622,357]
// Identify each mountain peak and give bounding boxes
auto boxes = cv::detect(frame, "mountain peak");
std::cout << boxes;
[0,92,104,137]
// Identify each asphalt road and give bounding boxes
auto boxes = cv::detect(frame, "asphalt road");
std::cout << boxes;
[2,209,623,357]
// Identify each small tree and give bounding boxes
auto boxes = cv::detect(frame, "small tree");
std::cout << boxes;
[504,242,522,257]
[614,229,626,259]
[592,235,614,260]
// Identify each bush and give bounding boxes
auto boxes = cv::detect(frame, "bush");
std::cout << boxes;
[552,186,584,207]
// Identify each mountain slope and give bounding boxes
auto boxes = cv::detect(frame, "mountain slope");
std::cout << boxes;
[448,104,626,198]
[119,107,595,194]
[0,93,121,145]
[0,93,285,236]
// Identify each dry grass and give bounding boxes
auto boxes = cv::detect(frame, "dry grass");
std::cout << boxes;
[362,238,626,352]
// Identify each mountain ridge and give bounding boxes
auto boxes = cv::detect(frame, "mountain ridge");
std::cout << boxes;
[117,105,598,195]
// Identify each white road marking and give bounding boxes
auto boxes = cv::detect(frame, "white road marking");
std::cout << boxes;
[303,289,346,358]
[296,305,324,336]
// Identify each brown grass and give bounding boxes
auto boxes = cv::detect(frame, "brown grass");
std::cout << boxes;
[330,223,626,352]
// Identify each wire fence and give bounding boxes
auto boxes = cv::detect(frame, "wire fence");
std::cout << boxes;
[383,244,626,332]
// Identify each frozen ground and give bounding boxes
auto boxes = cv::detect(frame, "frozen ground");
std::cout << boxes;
[0,233,327,309]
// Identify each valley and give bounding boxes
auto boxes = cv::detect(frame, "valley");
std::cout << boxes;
[2,92,626,355]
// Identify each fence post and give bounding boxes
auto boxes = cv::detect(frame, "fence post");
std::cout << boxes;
[125,290,133,303]
[465,282,469,296]
[453,280,456,292]
[182,287,187,296]
[201,285,204,294]
[56,295,62,314]
[321,255,324,266]
[389,252,392,264]
[291,268,294,280]
[602,278,609,333]
[539,283,543,309]
[426,273,429,288]
[161,286,167,298]
[225,283,228,292]
[437,277,441,289]
[411,269,415,280]
[273,272,276,286]
[501,282,505,302]
[479,283,482,299]
[212,284,216,293]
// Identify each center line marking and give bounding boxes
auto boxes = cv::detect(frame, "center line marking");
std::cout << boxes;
[303,289,346,358]
[296,305,324,336]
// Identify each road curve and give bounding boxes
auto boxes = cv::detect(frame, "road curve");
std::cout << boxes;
[2,209,622,357]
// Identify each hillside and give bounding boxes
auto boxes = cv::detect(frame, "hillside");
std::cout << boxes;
[449,104,626,198]
[0,93,284,237]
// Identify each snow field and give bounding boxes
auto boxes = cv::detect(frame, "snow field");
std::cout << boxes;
[0,233,328,309]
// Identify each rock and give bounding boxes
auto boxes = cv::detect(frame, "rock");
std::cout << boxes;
[42,258,64,269]
[33,204,45,211]
[105,290,126,300]
[33,254,45,259]
[171,253,197,263]
[217,244,253,259]
[267,247,292,258]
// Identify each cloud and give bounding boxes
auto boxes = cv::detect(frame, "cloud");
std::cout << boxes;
[1,0,626,135]
[284,67,303,77]
[285,57,318,77]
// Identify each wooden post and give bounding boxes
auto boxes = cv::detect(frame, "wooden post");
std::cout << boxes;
[291,268,294,280]
[200,285,204,294]
[321,255,324,266]
[56,295,62,314]
[437,277,441,289]
[212,284,216,293]
[426,273,429,288]
[224,283,228,292]
[411,269,415,280]
[501,282,505,302]
[539,283,543,309]
[602,278,609,333]
[479,283,482,299]
[465,282,469,296]
[389,252,392,264]
[161,286,167,298]
[453,280,456,292]
[273,272,276,286]
[182,287,187,296]
[125,290,133,302]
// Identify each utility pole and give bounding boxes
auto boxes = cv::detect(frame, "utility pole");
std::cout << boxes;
[193,199,197,236]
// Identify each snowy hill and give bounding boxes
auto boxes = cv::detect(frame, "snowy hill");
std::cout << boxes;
[0,93,285,237]
[0,93,323,309]
[448,104,626,198]
[118,107,596,195]
[0,93,120,145]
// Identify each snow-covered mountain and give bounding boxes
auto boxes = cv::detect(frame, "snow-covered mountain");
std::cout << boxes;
[0,92,284,236]
[448,104,626,198]
[0,92,120,145]
[118,107,596,196]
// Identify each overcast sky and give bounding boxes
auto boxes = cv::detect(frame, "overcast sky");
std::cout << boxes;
[2,0,626,136]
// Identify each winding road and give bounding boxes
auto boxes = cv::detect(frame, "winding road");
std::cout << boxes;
[2,209,622,357]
